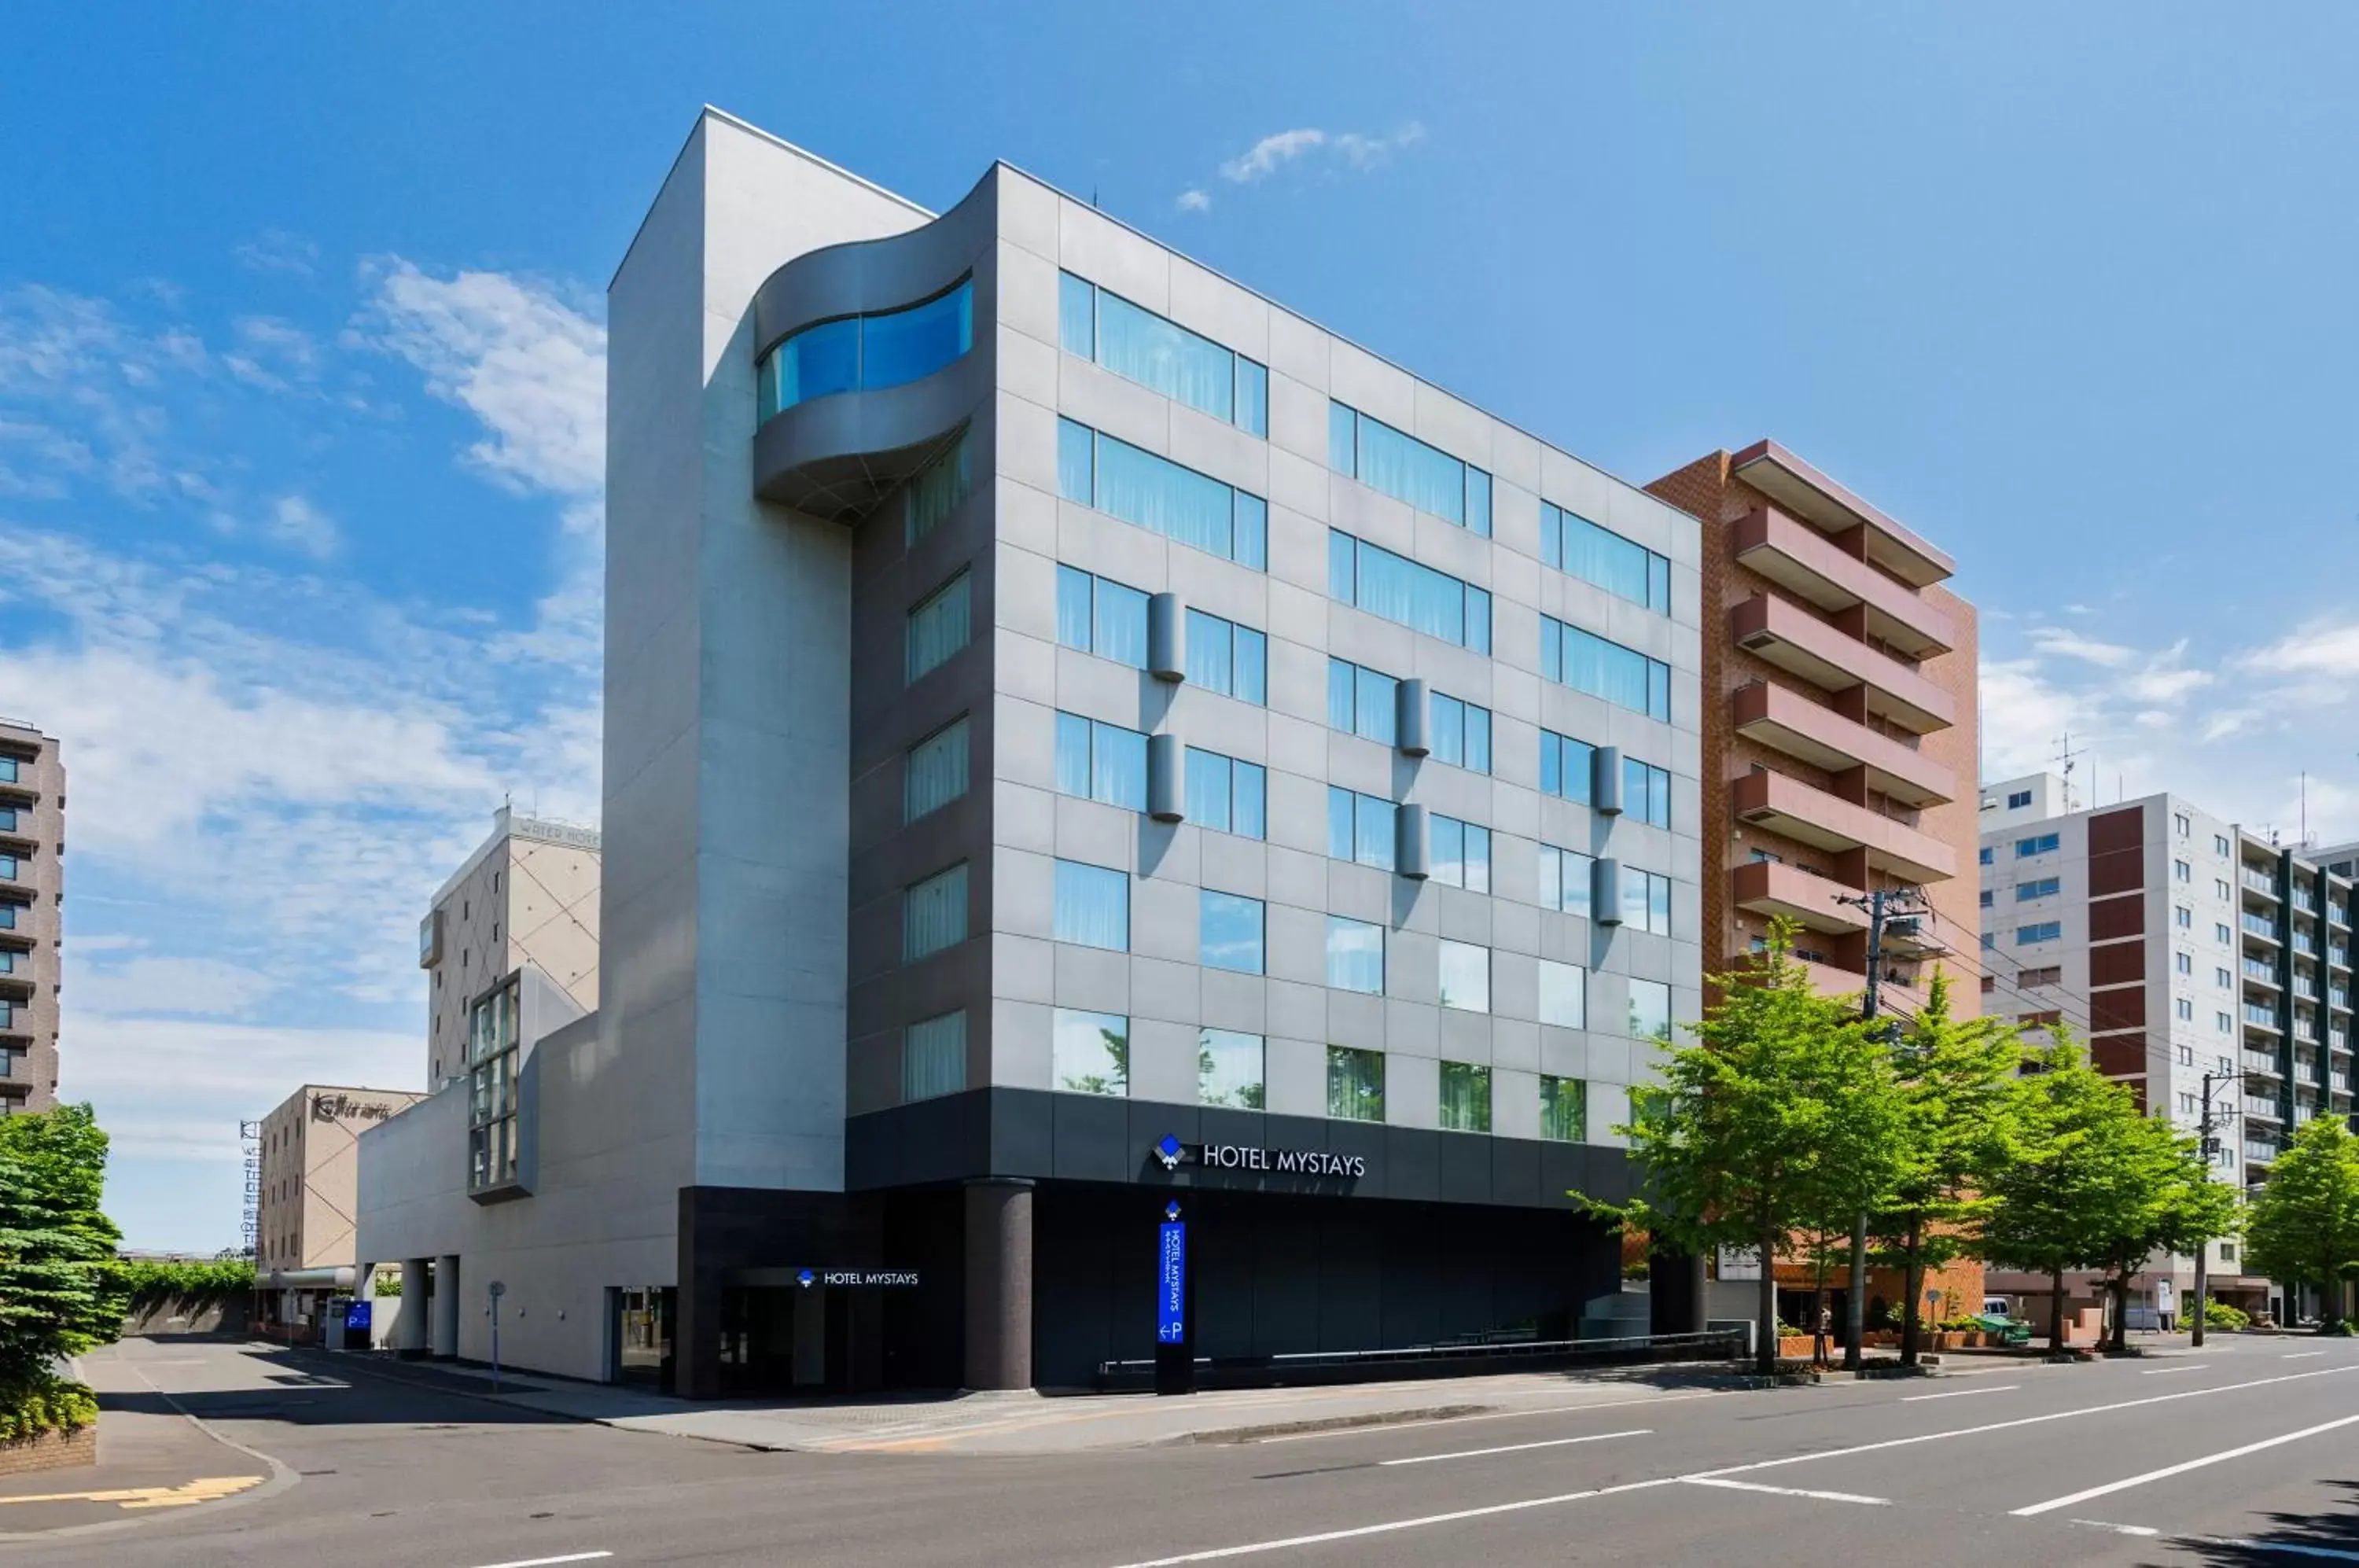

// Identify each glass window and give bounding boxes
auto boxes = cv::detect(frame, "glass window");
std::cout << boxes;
[1620,869,1674,937]
[1428,691,1492,774]
[1198,1029,1265,1108]
[1329,530,1490,650]
[1978,846,1995,866]
[903,1010,966,1101]
[1430,815,1491,893]
[905,570,970,683]
[1183,748,1264,839]
[1628,978,1672,1041]
[1439,941,1490,1013]
[1185,609,1266,704]
[0,904,15,930]
[1540,1076,1588,1142]
[1439,1062,1492,1132]
[1326,916,1385,993]
[1622,757,1673,829]
[2018,877,2061,900]
[759,277,973,419]
[1052,1008,1130,1096]
[1059,272,1266,436]
[1540,729,1597,804]
[465,976,523,1191]
[1538,961,1586,1028]
[1540,502,1671,614]
[1058,418,1267,568]
[1537,845,1595,918]
[903,427,973,546]
[1327,786,1397,870]
[1200,890,1266,975]
[903,863,969,961]
[1054,712,1147,812]
[1054,566,1150,668]
[1327,658,1400,744]
[1327,1044,1385,1121]
[1058,270,1095,359]
[2017,922,2062,944]
[2015,833,2061,857]
[1235,357,1268,437]
[0,759,15,784]
[903,717,970,823]
[1054,860,1131,951]
[1542,617,1671,721]
[0,808,13,830]
[1330,400,1489,535]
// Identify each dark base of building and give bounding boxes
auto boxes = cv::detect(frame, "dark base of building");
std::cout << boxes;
[665,1087,1636,1398]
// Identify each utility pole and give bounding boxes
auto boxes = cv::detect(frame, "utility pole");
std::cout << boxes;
[2190,1068,2249,1348]
[1833,885,1926,1373]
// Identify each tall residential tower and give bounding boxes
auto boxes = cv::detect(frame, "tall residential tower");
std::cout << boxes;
[0,720,63,1113]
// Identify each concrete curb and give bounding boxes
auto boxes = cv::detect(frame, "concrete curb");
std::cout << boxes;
[1160,1404,1494,1446]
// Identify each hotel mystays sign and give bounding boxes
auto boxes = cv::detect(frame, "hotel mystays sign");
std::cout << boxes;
[1152,1134,1367,1179]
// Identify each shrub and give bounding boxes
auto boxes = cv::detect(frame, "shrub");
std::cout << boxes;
[112,1257,256,1305]
[0,1375,98,1444]
[2201,1298,2250,1330]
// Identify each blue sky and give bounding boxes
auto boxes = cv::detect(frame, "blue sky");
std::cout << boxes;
[5,4,2357,1248]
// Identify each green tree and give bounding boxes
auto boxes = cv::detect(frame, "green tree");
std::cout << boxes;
[2243,1117,2359,1331]
[1869,974,2024,1364]
[1982,1041,2138,1349]
[0,1104,128,1425]
[1573,921,1908,1373]
[2085,1103,2239,1353]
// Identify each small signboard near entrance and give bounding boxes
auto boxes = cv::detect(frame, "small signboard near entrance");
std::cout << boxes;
[1157,1212,1187,1345]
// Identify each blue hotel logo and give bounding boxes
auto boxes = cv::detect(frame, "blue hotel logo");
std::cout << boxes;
[1154,1135,1185,1170]
[1149,1135,1367,1179]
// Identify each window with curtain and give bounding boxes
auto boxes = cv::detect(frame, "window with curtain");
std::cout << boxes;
[1538,962,1586,1029]
[1327,657,1400,745]
[1328,530,1489,651]
[1540,502,1670,615]
[1540,1076,1588,1142]
[1537,845,1595,918]
[1439,1062,1492,1132]
[1621,756,1673,828]
[1184,609,1267,704]
[903,717,970,823]
[1058,272,1268,436]
[903,863,969,961]
[903,1010,967,1101]
[904,427,973,547]
[1541,618,1670,721]
[1430,815,1491,893]
[1054,859,1130,951]
[1328,401,1490,536]
[905,570,970,683]
[1627,978,1672,1042]
[1198,1029,1265,1108]
[1052,1008,1129,1096]
[1056,565,1149,668]
[1540,729,1597,804]
[1326,917,1385,994]
[1439,941,1490,1014]
[1428,691,1492,773]
[1184,748,1266,838]
[1054,712,1147,812]
[1057,418,1267,569]
[1200,890,1265,975]
[1326,787,1397,871]
[758,277,974,420]
[1326,1044,1385,1121]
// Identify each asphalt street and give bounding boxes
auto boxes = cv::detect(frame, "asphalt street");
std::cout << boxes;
[10,1334,2356,1567]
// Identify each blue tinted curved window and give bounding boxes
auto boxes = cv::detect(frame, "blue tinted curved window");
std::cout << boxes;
[758,278,973,419]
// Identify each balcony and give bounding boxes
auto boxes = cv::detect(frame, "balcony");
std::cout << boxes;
[1730,508,1955,659]
[2243,958,2280,989]
[1731,859,1871,936]
[1729,683,1955,808]
[2246,1139,2280,1166]
[2243,912,2282,945]
[1729,597,1955,734]
[2244,1048,2284,1077]
[1727,950,1864,1003]
[1732,770,1958,885]
[1728,440,1955,588]
[2243,1006,2283,1036]
[2247,1098,2285,1124]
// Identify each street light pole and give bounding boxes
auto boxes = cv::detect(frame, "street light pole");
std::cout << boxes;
[2190,1069,2250,1348]
[1832,885,1924,1374]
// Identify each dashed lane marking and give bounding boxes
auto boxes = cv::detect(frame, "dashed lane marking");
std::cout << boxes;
[1901,1385,2019,1402]
[1681,1477,1889,1506]
[2011,1411,2359,1516]
[1378,1430,1649,1467]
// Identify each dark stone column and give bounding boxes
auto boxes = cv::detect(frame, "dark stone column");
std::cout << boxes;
[1649,1246,1708,1336]
[963,1178,1035,1390]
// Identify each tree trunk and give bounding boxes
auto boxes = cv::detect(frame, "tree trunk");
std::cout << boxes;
[2107,1271,2129,1354]
[1812,1275,1830,1367]
[2048,1265,2066,1351]
[1898,1216,1924,1367]
[1757,1225,1779,1375]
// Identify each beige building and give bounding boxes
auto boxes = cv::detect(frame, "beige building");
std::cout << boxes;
[0,719,64,1113]
[419,808,601,1089]
[255,1084,425,1275]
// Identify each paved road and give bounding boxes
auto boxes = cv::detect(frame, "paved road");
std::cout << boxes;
[11,1335,2356,1566]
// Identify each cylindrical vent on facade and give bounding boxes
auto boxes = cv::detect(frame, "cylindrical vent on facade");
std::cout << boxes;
[1147,731,1184,822]
[1593,746,1625,815]
[1397,678,1430,756]
[1397,802,1430,880]
[1148,592,1185,683]
[1593,856,1623,924]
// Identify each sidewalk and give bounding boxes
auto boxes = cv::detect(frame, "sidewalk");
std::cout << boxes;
[318,1350,1782,1456]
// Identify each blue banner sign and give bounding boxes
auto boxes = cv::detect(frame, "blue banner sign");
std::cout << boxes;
[1157,1220,1187,1345]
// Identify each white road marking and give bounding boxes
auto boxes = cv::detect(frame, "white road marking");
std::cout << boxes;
[2140,1364,2206,1375]
[2283,1350,2328,1360]
[1901,1385,2019,1402]
[1103,1478,1684,1566]
[2011,1412,2359,1516]
[1378,1430,1649,1467]
[1253,1390,1725,1444]
[1682,1477,1889,1506]
[1683,1364,2355,1485]
[2068,1520,2158,1537]
[2192,1540,2359,1562]
[462,1555,614,1568]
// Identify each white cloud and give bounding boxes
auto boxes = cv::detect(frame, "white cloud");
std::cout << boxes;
[72,955,281,1018]
[263,493,338,558]
[353,259,606,499]
[1207,122,1427,197]
[233,228,321,278]
[1176,188,1211,214]
[1221,128,1329,183]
